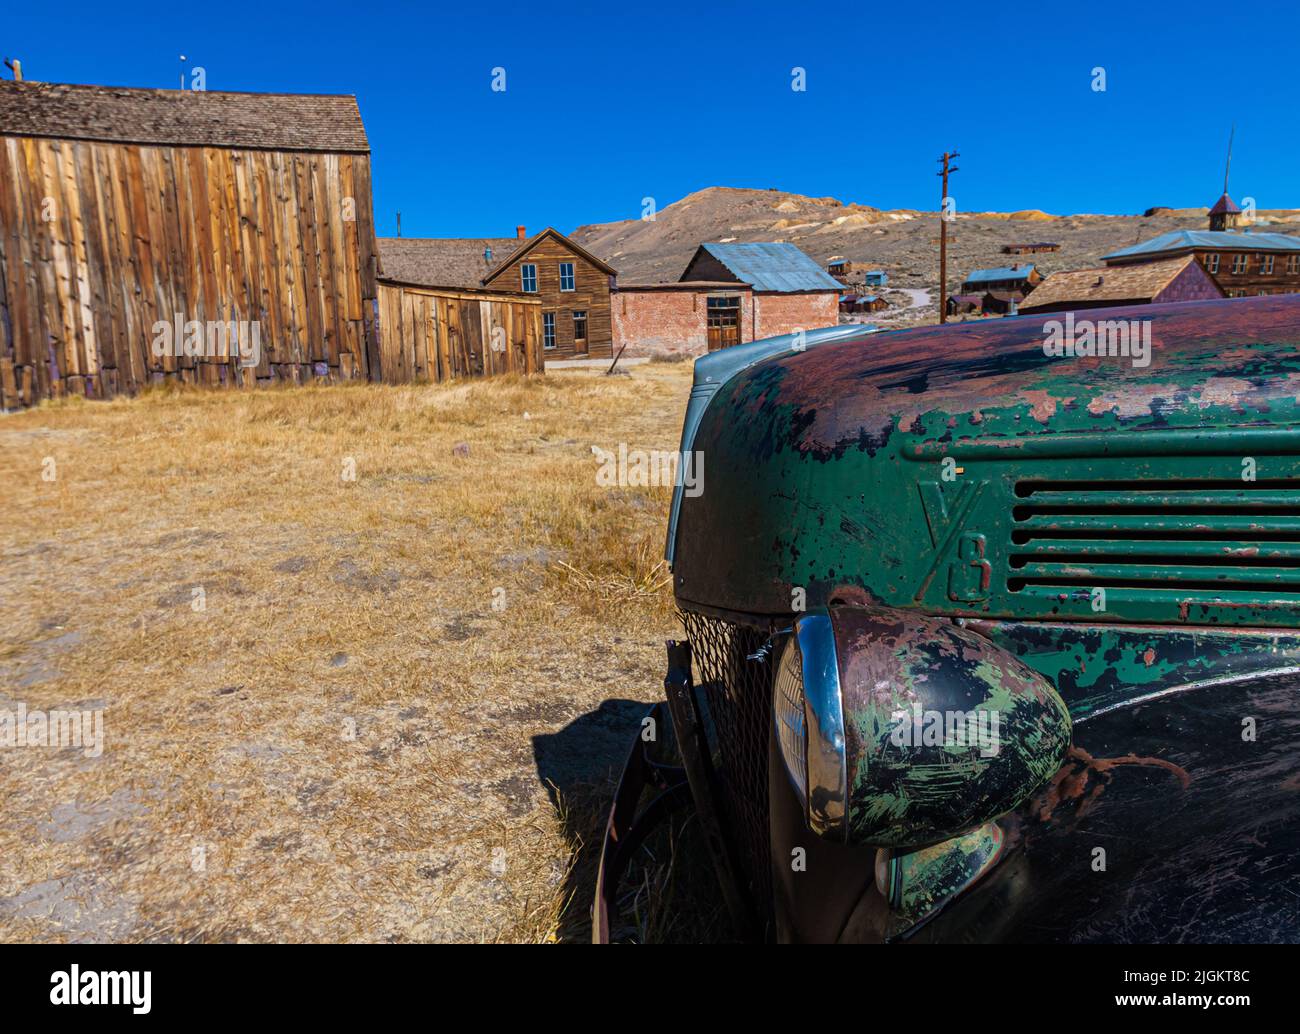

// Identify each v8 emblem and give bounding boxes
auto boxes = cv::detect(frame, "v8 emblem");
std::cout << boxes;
[916,479,990,603]
[948,533,991,602]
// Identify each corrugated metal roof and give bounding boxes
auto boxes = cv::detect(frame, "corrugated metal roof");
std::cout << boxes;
[964,265,1038,284]
[697,242,843,292]
[1103,230,1300,260]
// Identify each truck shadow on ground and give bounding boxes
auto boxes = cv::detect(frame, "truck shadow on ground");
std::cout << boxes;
[533,697,733,943]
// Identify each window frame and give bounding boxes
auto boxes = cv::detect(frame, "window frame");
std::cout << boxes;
[542,311,556,350]
[1204,253,1220,275]
[521,263,538,294]
[571,309,588,341]
[558,262,576,293]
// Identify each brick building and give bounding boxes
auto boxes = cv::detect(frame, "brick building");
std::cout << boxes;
[613,242,840,357]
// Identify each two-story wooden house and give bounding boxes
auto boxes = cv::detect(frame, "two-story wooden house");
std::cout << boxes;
[377,226,617,360]
[482,228,617,358]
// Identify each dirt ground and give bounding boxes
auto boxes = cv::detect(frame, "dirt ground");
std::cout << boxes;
[0,361,725,943]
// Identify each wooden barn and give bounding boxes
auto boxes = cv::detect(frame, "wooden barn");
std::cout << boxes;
[0,79,380,409]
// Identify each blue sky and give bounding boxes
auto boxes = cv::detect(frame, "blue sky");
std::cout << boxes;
[5,0,1299,237]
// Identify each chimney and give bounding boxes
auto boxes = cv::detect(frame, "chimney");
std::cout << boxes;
[484,245,493,265]
[3,58,21,81]
[516,225,527,240]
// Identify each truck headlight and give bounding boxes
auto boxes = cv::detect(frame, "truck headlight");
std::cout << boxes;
[772,613,848,840]
[774,606,1070,850]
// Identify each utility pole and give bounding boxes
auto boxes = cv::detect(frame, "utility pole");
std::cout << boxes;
[936,151,959,324]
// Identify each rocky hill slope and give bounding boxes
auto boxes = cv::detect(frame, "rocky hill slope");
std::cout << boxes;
[572,186,1299,326]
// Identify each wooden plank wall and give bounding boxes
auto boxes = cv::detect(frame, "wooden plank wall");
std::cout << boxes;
[0,134,380,409]
[375,281,543,383]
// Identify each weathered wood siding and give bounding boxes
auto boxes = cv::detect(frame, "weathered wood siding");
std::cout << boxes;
[376,281,543,382]
[489,236,613,359]
[0,135,379,409]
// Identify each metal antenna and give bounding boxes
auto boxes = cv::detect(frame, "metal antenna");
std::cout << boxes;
[1223,124,1235,195]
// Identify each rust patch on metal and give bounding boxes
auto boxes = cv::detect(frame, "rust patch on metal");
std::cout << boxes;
[1036,746,1191,821]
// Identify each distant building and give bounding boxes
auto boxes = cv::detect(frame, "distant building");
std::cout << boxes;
[839,293,888,314]
[946,293,985,317]
[827,258,853,277]
[960,264,1043,294]
[1101,229,1300,298]
[1002,242,1060,255]
[863,270,889,288]
[982,291,1024,315]
[379,226,618,359]
[613,241,841,357]
[1018,256,1224,314]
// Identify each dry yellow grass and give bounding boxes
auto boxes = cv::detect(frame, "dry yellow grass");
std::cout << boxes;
[0,362,713,942]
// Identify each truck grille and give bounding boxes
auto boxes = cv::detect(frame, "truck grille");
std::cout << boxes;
[1008,479,1300,597]
[680,610,777,920]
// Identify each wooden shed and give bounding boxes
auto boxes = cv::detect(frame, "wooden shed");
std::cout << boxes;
[375,280,542,382]
[0,79,380,409]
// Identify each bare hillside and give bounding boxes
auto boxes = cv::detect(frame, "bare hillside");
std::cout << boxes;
[572,187,1300,303]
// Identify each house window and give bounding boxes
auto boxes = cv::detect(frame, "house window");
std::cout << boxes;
[521,264,538,293]
[1260,254,1275,274]
[543,312,556,349]
[572,310,587,341]
[1204,253,1220,274]
[1288,255,1300,274]
[559,262,575,292]
[1230,253,1248,274]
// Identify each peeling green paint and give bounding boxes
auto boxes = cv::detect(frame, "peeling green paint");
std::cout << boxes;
[880,821,1004,933]
[674,298,1300,631]
[831,606,1071,849]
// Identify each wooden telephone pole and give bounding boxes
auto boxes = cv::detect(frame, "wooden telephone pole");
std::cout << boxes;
[937,151,959,323]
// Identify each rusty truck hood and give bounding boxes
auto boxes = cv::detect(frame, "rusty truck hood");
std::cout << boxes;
[673,296,1300,627]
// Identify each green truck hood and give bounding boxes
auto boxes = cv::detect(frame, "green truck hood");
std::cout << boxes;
[672,295,1300,627]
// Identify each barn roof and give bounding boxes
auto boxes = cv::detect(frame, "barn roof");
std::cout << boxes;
[377,238,522,290]
[1103,229,1300,261]
[0,79,370,153]
[1018,255,1220,311]
[690,242,842,292]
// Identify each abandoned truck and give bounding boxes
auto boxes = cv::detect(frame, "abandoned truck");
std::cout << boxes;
[594,294,1300,943]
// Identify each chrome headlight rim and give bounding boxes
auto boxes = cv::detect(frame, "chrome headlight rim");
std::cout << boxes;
[774,612,848,842]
